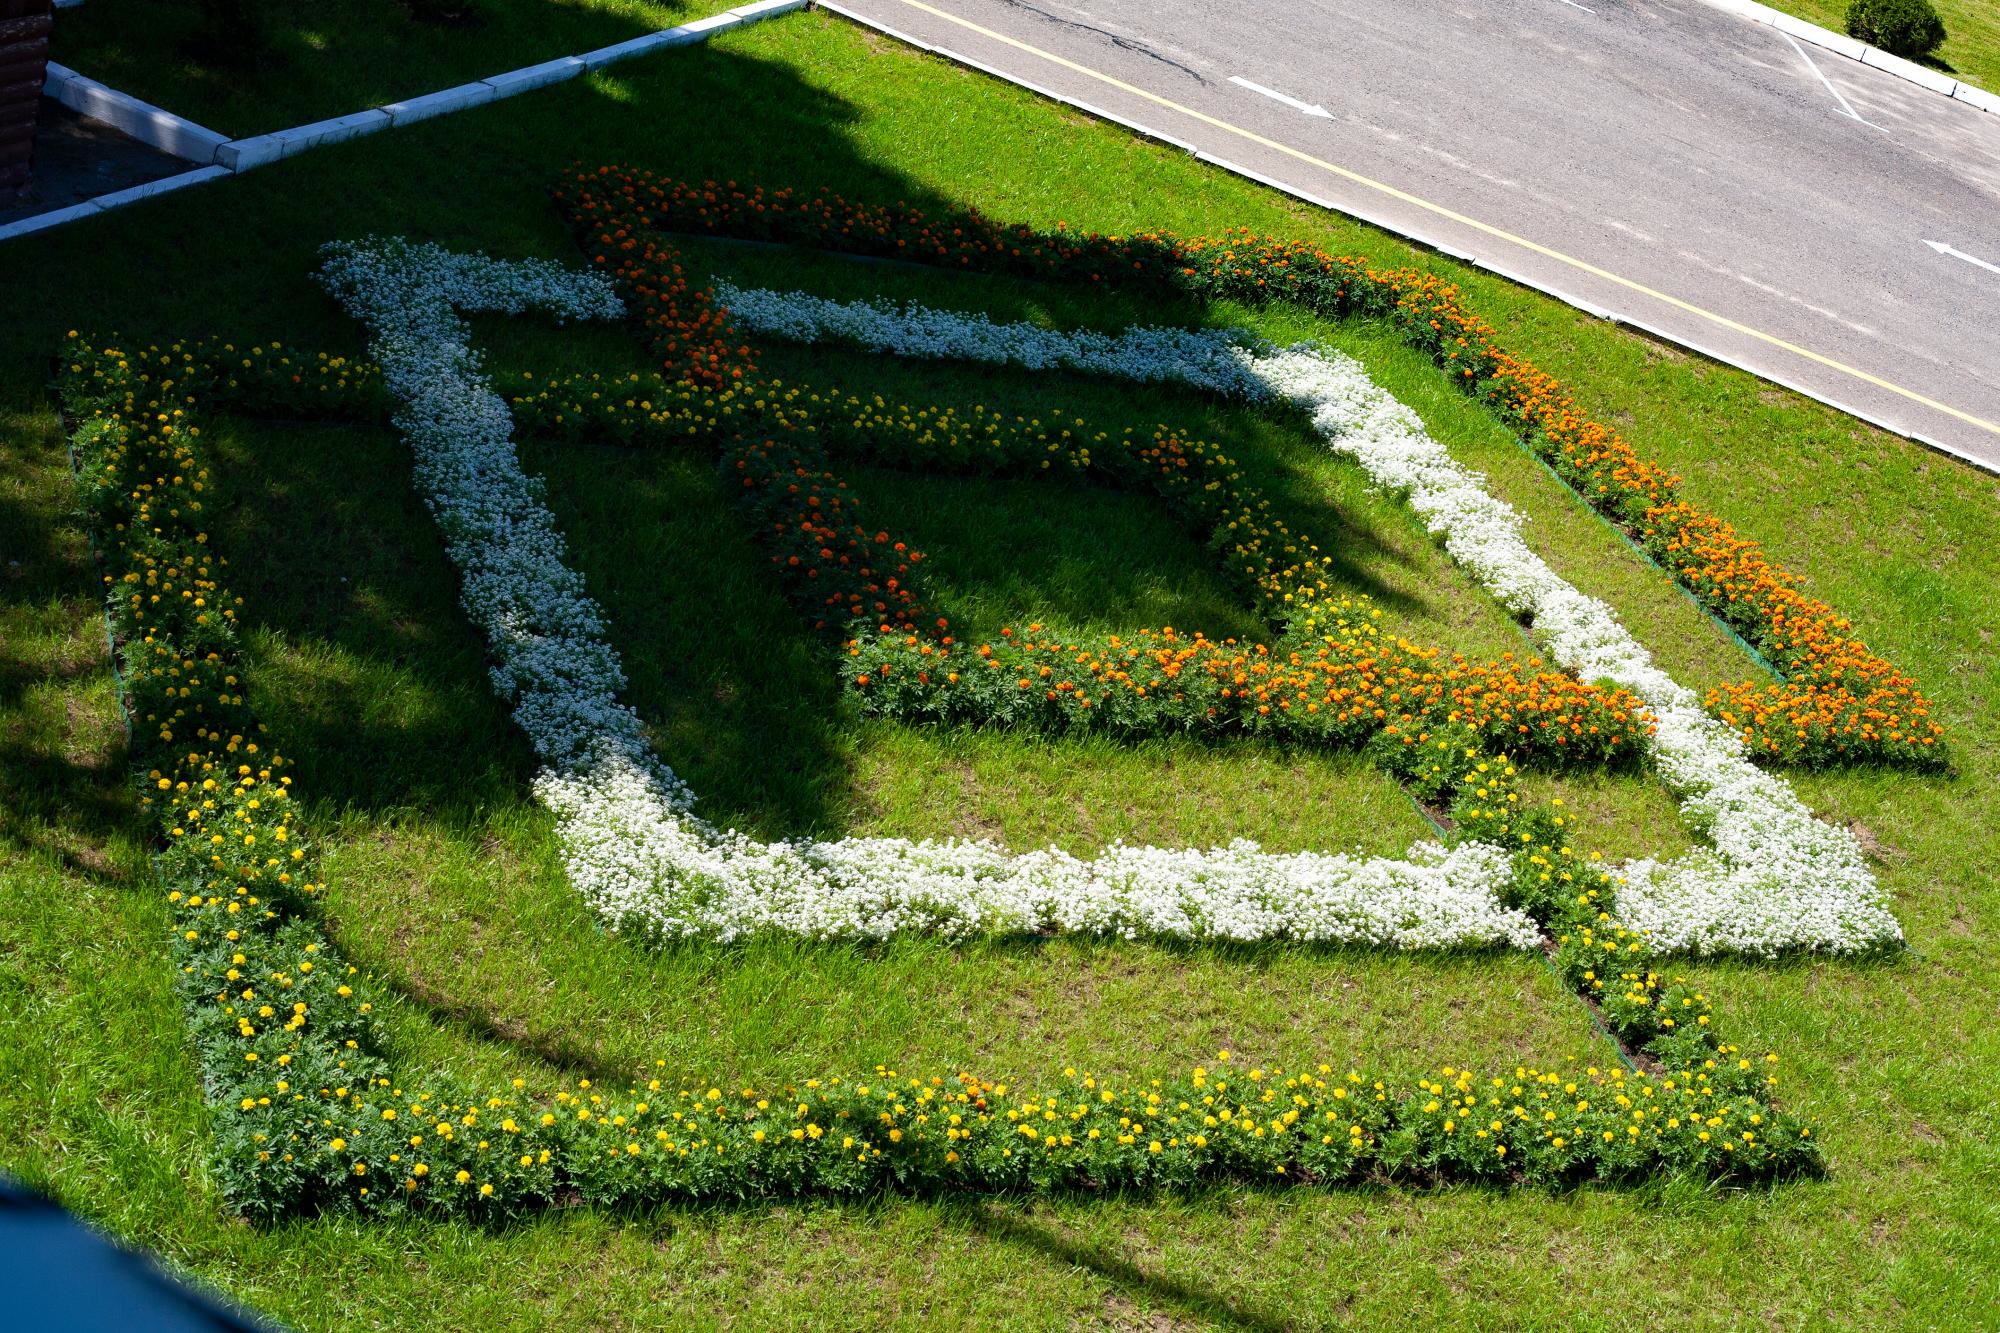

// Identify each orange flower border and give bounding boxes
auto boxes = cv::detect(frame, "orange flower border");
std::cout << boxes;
[505,369,1656,778]
[553,167,1944,771]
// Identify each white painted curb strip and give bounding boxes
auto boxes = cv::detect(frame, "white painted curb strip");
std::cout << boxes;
[42,63,231,165]
[380,82,498,127]
[813,0,1997,478]
[0,165,229,243]
[483,55,586,99]
[579,28,702,71]
[1697,0,1992,115]
[280,108,395,159]
[84,164,232,209]
[0,198,102,240]
[3,0,806,242]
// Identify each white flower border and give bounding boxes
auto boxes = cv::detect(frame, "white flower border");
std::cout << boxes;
[320,239,1540,950]
[713,280,1271,395]
[719,283,1901,956]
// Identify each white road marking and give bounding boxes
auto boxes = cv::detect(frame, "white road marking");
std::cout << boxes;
[1926,239,2000,276]
[1780,30,1887,131]
[1554,0,1596,13]
[1228,75,1332,119]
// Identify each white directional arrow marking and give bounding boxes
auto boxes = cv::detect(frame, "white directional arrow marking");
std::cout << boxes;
[1229,75,1332,119]
[1926,239,2000,276]
[1781,31,1881,128]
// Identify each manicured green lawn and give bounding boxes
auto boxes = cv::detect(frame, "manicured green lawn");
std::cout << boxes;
[3,9,1998,1329]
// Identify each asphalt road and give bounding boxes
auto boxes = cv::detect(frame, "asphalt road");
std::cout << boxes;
[819,0,2000,473]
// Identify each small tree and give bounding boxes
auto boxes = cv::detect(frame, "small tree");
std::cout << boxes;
[1846,0,1948,61]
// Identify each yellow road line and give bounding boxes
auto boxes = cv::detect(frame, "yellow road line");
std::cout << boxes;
[879,0,2000,439]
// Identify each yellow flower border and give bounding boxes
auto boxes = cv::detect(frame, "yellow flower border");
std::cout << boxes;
[61,333,1817,1221]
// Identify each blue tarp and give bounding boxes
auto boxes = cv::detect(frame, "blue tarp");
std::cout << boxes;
[0,1179,281,1331]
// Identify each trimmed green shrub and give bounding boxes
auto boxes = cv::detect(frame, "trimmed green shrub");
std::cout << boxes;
[1846,0,1948,61]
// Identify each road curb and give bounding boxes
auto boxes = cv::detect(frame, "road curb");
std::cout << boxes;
[42,62,231,164]
[3,0,806,240]
[813,0,1996,477]
[1695,0,1995,115]
[0,164,230,242]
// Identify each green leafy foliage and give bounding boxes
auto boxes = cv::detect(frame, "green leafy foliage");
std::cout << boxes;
[1847,0,1949,58]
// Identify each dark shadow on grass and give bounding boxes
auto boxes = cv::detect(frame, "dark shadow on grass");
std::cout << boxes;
[356,954,636,1087]
[674,229,1218,335]
[47,0,719,137]
[0,409,88,708]
[13,36,1714,905]
[535,343,1434,625]
[200,415,545,816]
[949,1197,1300,1332]
[849,464,1272,642]
[0,725,136,881]
[0,409,138,883]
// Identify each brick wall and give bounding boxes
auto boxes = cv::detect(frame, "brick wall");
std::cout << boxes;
[0,0,54,199]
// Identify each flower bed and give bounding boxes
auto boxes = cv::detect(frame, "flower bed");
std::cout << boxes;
[504,370,1655,771]
[841,623,1646,767]
[593,231,758,389]
[318,235,1829,1164]
[562,271,1895,957]
[101,249,1901,958]
[318,237,1542,951]
[554,167,1944,771]
[61,316,1820,1218]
